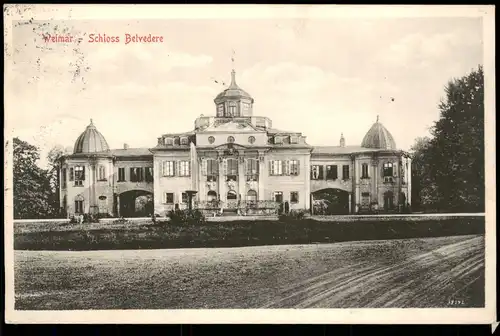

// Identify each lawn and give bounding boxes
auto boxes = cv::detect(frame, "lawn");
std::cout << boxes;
[14,234,485,309]
[14,216,485,251]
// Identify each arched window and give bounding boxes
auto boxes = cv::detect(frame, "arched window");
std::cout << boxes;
[205,159,219,182]
[227,102,238,117]
[227,190,238,200]
[74,194,84,214]
[246,159,259,181]
[207,190,217,202]
[383,191,394,210]
[247,189,257,201]
[226,158,238,181]
[361,163,369,179]
[227,136,235,143]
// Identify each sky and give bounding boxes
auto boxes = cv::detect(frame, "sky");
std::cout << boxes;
[5,6,484,168]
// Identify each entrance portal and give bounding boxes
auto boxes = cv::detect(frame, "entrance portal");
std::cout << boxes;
[312,188,350,215]
[119,190,153,217]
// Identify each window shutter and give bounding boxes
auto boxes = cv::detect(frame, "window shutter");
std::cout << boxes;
[162,192,166,204]
[381,164,385,178]
[393,162,398,177]
[69,168,74,181]
[176,161,180,176]
[296,160,300,176]
[333,165,338,179]
[283,160,289,175]
[188,161,191,177]
[269,160,274,176]
[82,167,86,180]
[319,165,324,180]
[202,159,207,176]
[160,161,164,176]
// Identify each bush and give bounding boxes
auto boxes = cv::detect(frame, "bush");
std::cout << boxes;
[168,209,206,225]
[279,209,307,222]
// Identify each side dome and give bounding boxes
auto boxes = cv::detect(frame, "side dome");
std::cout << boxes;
[214,70,253,103]
[361,117,397,150]
[73,119,110,154]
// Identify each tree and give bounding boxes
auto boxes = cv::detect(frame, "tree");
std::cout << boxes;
[13,137,53,219]
[410,65,484,212]
[46,145,67,216]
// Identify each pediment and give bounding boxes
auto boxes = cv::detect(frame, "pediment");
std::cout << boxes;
[214,143,248,150]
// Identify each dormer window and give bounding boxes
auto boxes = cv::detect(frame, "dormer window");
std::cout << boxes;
[274,136,283,144]
[290,136,299,144]
[242,102,251,113]
[180,137,189,145]
[165,137,173,146]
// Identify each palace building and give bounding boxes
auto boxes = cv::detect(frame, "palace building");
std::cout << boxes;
[58,69,412,218]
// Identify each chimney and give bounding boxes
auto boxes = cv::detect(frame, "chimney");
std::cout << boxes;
[340,133,345,147]
[123,143,129,150]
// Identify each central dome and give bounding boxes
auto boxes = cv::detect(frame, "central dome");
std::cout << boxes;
[361,117,397,150]
[214,70,253,103]
[73,119,110,154]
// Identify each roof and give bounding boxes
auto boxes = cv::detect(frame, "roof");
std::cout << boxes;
[312,146,384,155]
[361,118,397,150]
[214,70,253,102]
[109,148,153,157]
[73,120,110,154]
[266,127,301,135]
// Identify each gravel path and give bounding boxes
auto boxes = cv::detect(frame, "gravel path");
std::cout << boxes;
[14,234,485,309]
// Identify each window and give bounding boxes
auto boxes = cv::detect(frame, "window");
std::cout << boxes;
[383,162,394,177]
[269,160,283,176]
[311,165,323,180]
[217,104,224,117]
[205,159,218,182]
[247,189,257,202]
[289,160,300,176]
[227,190,238,200]
[227,136,235,143]
[246,159,259,181]
[208,136,215,144]
[118,168,126,182]
[207,190,218,202]
[145,167,153,182]
[162,161,175,177]
[165,138,173,146]
[181,192,188,204]
[74,166,85,186]
[248,136,255,144]
[61,168,67,188]
[242,102,251,112]
[342,165,350,180]
[98,165,106,181]
[227,102,238,117]
[226,158,238,181]
[290,191,299,203]
[163,192,174,204]
[361,163,369,179]
[180,137,189,145]
[326,165,338,180]
[290,136,299,144]
[75,200,84,214]
[179,161,191,177]
[130,167,144,182]
[274,136,283,144]
[274,191,283,203]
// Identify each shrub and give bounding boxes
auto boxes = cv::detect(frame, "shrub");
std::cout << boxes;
[279,209,307,222]
[168,209,206,225]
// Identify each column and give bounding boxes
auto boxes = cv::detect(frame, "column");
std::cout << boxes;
[348,192,352,214]
[117,195,121,217]
[258,155,266,201]
[238,157,245,201]
[218,158,225,208]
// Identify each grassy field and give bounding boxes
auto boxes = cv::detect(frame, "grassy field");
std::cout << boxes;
[14,234,485,309]
[14,217,484,251]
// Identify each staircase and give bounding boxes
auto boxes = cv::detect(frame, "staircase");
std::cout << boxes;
[222,208,238,217]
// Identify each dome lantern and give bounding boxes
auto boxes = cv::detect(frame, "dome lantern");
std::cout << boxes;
[73,119,110,154]
[361,116,397,150]
[214,69,254,117]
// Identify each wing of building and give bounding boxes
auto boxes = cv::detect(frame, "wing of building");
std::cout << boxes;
[59,69,412,218]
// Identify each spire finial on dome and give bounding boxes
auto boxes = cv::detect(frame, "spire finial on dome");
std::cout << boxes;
[90,118,93,125]
[376,115,379,123]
